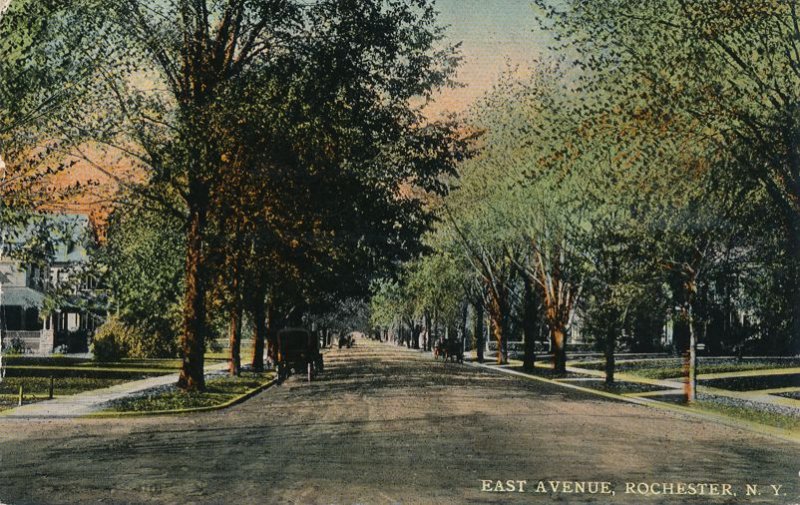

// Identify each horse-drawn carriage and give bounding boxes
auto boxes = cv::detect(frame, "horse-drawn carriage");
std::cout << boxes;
[338,333,354,349]
[276,328,323,382]
[433,338,464,363]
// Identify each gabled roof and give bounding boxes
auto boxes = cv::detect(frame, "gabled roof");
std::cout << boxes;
[1,213,90,264]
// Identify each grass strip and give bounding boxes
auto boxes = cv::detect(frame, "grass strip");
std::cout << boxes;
[471,361,800,444]
[0,376,129,396]
[94,371,275,417]
[693,400,800,432]
[4,365,174,374]
[577,360,800,380]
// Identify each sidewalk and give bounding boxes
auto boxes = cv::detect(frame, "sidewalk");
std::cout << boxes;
[380,343,800,412]
[0,362,229,420]
[488,357,800,412]
[469,359,800,444]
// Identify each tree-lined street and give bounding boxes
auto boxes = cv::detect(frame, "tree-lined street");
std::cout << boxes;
[3,1,800,503]
[1,338,797,505]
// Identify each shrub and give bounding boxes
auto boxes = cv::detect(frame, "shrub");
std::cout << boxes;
[91,333,125,362]
[4,336,30,355]
[123,327,179,359]
[92,315,178,360]
[91,316,136,362]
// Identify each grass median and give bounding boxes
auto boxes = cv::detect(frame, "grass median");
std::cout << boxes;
[98,370,276,415]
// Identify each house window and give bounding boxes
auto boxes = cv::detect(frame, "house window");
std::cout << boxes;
[1,306,23,331]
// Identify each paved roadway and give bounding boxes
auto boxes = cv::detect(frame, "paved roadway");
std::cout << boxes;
[0,338,798,505]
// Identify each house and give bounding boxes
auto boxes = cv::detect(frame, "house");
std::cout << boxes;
[0,213,99,354]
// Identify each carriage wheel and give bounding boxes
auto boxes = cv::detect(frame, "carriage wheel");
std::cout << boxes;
[307,362,313,383]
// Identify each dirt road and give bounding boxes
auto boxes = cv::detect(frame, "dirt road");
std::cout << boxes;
[0,338,798,505]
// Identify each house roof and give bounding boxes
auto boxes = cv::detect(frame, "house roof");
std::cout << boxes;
[1,213,90,264]
[50,214,90,263]
[0,286,45,308]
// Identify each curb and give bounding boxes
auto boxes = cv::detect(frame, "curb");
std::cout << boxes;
[86,376,278,418]
[467,361,800,445]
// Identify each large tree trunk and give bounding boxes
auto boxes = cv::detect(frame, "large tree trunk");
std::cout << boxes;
[229,302,242,376]
[551,325,567,374]
[228,256,243,376]
[544,298,568,374]
[473,299,485,363]
[432,313,439,348]
[179,204,208,391]
[460,301,468,355]
[423,312,431,351]
[251,290,266,372]
[604,323,616,384]
[684,302,698,403]
[487,286,510,365]
[787,212,800,354]
[522,277,537,373]
[266,299,278,365]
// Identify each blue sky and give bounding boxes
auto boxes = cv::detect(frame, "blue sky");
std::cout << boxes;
[429,0,554,115]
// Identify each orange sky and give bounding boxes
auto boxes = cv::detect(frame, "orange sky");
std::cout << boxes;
[424,0,552,118]
[17,1,554,227]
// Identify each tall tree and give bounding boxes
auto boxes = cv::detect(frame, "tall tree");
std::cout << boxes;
[11,0,464,390]
[535,0,800,353]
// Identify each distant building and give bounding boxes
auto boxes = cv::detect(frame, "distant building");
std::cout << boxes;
[0,214,99,354]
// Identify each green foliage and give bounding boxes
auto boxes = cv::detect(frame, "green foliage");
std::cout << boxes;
[99,206,183,358]
[91,315,178,362]
[405,250,471,325]
[2,0,469,389]
[369,279,408,330]
[3,336,29,355]
[0,0,106,211]
[91,317,133,362]
[534,0,800,352]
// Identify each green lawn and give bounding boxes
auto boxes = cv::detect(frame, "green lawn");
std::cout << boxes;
[701,374,800,391]
[0,376,129,397]
[0,355,228,405]
[572,380,673,395]
[575,359,800,380]
[205,342,255,361]
[102,371,274,413]
[512,365,591,380]
[694,400,800,432]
